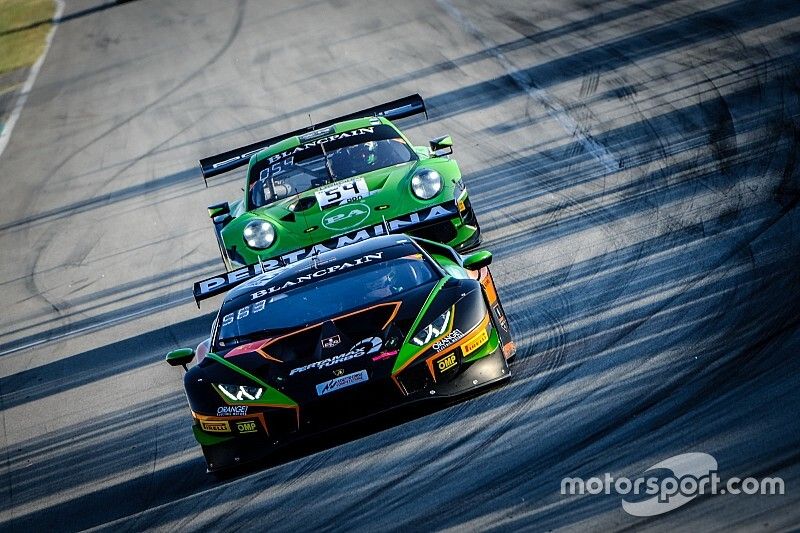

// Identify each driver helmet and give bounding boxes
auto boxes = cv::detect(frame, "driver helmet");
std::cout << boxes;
[366,266,398,297]
[348,142,377,167]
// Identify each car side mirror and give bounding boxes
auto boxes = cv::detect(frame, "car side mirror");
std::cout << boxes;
[429,135,453,157]
[207,202,230,219]
[462,250,492,271]
[166,348,195,370]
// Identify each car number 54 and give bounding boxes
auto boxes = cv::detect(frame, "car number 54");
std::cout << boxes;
[316,178,368,208]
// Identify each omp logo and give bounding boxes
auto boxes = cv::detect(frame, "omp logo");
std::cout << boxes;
[322,203,371,231]
[236,421,258,433]
[561,452,785,517]
[436,354,457,373]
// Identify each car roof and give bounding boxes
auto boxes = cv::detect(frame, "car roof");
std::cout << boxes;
[248,116,396,167]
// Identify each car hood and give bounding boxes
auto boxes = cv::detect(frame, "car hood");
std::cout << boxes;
[220,157,462,265]
[193,279,485,406]
[257,159,419,227]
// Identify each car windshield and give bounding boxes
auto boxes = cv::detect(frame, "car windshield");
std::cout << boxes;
[248,124,417,209]
[215,255,438,348]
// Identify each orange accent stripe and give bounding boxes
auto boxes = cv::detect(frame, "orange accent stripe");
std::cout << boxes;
[256,348,283,362]
[381,301,402,330]
[426,355,439,384]
[502,341,516,359]
[481,271,498,304]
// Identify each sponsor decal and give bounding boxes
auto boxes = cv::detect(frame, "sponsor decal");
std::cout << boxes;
[431,328,464,352]
[333,368,345,377]
[321,202,371,230]
[246,252,384,301]
[317,180,370,211]
[265,128,376,164]
[194,203,458,299]
[436,353,457,373]
[200,420,231,433]
[455,180,468,209]
[217,405,248,416]
[236,421,258,434]
[298,126,335,142]
[372,349,398,361]
[290,337,383,375]
[210,148,262,171]
[316,369,369,396]
[493,303,508,331]
[462,328,489,358]
[321,335,341,349]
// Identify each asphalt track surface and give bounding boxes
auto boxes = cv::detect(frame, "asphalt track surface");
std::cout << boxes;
[1,0,799,530]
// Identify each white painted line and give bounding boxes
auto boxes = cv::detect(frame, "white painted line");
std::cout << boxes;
[0,0,65,160]
[436,0,619,173]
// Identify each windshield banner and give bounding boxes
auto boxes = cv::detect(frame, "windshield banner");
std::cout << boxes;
[192,202,458,303]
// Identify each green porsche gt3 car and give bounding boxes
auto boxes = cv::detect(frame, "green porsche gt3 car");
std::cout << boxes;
[197,95,481,300]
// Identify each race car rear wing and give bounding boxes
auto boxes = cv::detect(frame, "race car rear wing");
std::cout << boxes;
[198,93,427,183]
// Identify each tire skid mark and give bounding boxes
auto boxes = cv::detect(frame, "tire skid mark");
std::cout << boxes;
[50,0,247,179]
[436,0,620,173]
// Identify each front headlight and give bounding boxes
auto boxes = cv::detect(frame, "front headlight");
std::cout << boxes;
[411,308,451,346]
[411,169,443,200]
[216,383,264,401]
[243,220,275,249]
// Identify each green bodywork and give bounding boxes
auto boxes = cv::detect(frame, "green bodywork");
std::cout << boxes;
[213,117,476,269]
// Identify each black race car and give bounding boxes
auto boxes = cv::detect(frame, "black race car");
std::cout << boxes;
[166,234,515,472]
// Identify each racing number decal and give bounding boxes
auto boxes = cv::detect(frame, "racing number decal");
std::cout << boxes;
[316,178,368,208]
[260,157,293,181]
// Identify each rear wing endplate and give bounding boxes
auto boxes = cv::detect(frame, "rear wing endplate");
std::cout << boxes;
[198,93,427,183]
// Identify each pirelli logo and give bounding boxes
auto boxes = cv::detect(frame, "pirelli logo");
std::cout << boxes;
[200,420,231,433]
[462,328,489,358]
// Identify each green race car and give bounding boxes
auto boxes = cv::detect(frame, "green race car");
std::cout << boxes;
[196,95,481,301]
